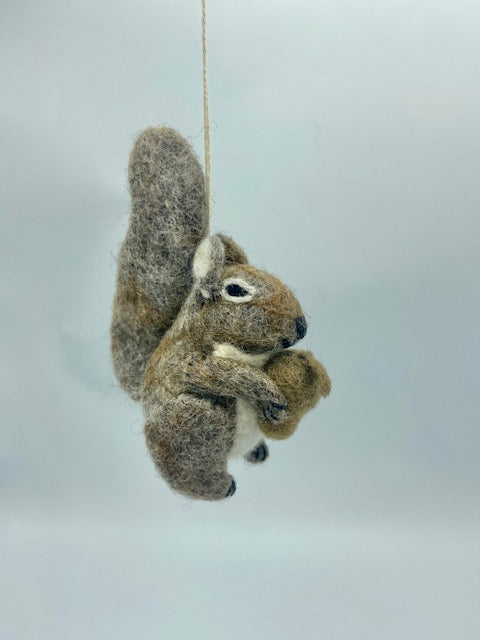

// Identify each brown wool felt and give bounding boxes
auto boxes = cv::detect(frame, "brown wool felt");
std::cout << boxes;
[259,351,331,440]
[111,126,331,501]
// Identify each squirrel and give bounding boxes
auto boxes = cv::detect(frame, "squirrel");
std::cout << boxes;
[111,126,331,501]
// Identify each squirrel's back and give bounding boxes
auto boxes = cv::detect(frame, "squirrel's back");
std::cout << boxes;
[111,127,207,400]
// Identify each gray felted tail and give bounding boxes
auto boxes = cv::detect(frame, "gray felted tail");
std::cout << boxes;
[111,127,207,400]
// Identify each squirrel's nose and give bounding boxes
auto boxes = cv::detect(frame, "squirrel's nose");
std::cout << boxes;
[295,316,307,340]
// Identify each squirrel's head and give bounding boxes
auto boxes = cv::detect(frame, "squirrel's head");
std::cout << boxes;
[186,234,307,354]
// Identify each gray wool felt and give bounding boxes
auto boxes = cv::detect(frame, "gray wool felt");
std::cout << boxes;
[111,126,330,501]
[111,127,207,400]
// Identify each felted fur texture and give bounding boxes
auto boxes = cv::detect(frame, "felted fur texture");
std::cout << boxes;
[111,126,331,501]
[259,351,331,440]
[111,127,207,400]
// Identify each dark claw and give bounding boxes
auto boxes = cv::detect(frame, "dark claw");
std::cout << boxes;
[246,443,269,464]
[263,402,287,423]
[225,479,236,498]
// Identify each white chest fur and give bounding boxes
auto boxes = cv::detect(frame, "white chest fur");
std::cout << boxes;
[213,343,270,459]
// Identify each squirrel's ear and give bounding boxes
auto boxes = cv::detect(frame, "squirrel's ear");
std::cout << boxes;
[217,234,249,265]
[192,235,225,297]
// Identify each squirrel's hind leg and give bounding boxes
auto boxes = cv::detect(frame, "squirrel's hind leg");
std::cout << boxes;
[144,395,237,501]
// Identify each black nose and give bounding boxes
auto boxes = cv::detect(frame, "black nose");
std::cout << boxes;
[295,316,307,340]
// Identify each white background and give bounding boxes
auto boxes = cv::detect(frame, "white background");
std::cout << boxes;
[1,1,479,638]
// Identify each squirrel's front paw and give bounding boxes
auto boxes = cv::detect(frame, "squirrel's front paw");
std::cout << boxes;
[262,400,288,424]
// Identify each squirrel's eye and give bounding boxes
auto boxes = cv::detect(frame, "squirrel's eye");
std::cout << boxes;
[225,283,249,297]
[221,278,256,303]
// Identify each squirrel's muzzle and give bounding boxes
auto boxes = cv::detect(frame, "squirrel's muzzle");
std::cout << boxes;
[281,316,307,348]
[295,316,307,340]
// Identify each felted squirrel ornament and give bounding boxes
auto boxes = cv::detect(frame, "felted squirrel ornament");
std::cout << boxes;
[111,127,330,500]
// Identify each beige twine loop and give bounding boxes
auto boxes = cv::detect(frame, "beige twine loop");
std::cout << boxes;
[201,0,211,222]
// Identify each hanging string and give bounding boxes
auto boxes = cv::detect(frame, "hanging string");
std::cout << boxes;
[201,0,211,222]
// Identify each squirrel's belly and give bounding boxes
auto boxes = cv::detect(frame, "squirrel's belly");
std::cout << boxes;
[228,399,262,459]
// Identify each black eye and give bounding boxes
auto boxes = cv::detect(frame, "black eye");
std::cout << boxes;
[225,283,249,297]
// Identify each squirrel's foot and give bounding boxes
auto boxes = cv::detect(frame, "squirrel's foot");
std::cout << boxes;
[262,401,287,424]
[225,478,237,498]
[244,441,269,464]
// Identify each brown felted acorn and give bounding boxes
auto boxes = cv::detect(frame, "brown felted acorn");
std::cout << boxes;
[111,126,331,501]
[259,350,331,440]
